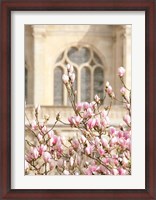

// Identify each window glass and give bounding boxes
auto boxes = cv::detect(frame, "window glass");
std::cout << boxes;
[81,67,91,102]
[94,67,104,98]
[54,67,63,105]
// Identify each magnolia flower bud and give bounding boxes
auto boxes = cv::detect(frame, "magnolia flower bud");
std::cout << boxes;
[118,67,125,77]
[31,147,39,159]
[37,133,43,141]
[120,87,126,95]
[62,74,69,84]
[94,94,100,103]
[106,81,110,88]
[44,114,50,121]
[107,85,113,95]
[87,118,96,129]
[35,104,40,113]
[69,73,75,83]
[67,63,71,71]
[67,63,73,73]
[123,114,131,126]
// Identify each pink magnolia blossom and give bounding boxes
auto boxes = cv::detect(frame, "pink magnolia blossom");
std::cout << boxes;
[95,117,101,128]
[90,101,97,110]
[85,165,99,175]
[49,135,58,146]
[118,167,127,175]
[118,138,126,148]
[101,110,108,118]
[109,127,116,136]
[71,138,80,149]
[75,115,82,126]
[80,135,87,143]
[49,160,55,170]
[102,157,110,165]
[86,108,94,118]
[94,136,101,146]
[101,136,109,148]
[117,130,124,138]
[37,133,43,141]
[94,94,100,103]
[43,152,51,163]
[87,118,96,129]
[112,168,119,175]
[85,145,93,155]
[97,146,105,156]
[25,65,131,175]
[100,116,110,128]
[118,67,125,77]
[31,147,39,159]
[48,130,54,138]
[31,120,37,131]
[68,116,82,126]
[83,102,90,110]
[41,125,47,133]
[110,137,118,146]
[76,102,83,111]
[38,144,47,155]
[125,138,131,150]
[123,114,131,126]
[122,156,129,167]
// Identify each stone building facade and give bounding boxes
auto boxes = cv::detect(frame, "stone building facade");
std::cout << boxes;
[25,25,131,135]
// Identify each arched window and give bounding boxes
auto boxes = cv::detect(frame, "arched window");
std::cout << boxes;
[54,45,104,105]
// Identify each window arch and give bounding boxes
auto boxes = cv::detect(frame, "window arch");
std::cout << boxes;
[54,45,104,105]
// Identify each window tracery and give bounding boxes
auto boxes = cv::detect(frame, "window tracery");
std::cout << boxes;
[54,45,104,105]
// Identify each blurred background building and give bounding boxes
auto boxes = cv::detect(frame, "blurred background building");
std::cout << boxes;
[25,24,131,136]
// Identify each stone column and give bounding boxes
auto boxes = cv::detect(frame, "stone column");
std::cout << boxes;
[122,25,132,90]
[32,25,47,105]
[25,25,34,105]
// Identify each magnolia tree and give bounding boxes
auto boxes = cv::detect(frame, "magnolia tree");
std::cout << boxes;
[25,65,131,175]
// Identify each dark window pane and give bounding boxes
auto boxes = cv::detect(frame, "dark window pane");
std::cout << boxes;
[94,67,104,98]
[54,67,63,105]
[68,47,90,65]
[81,67,91,102]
